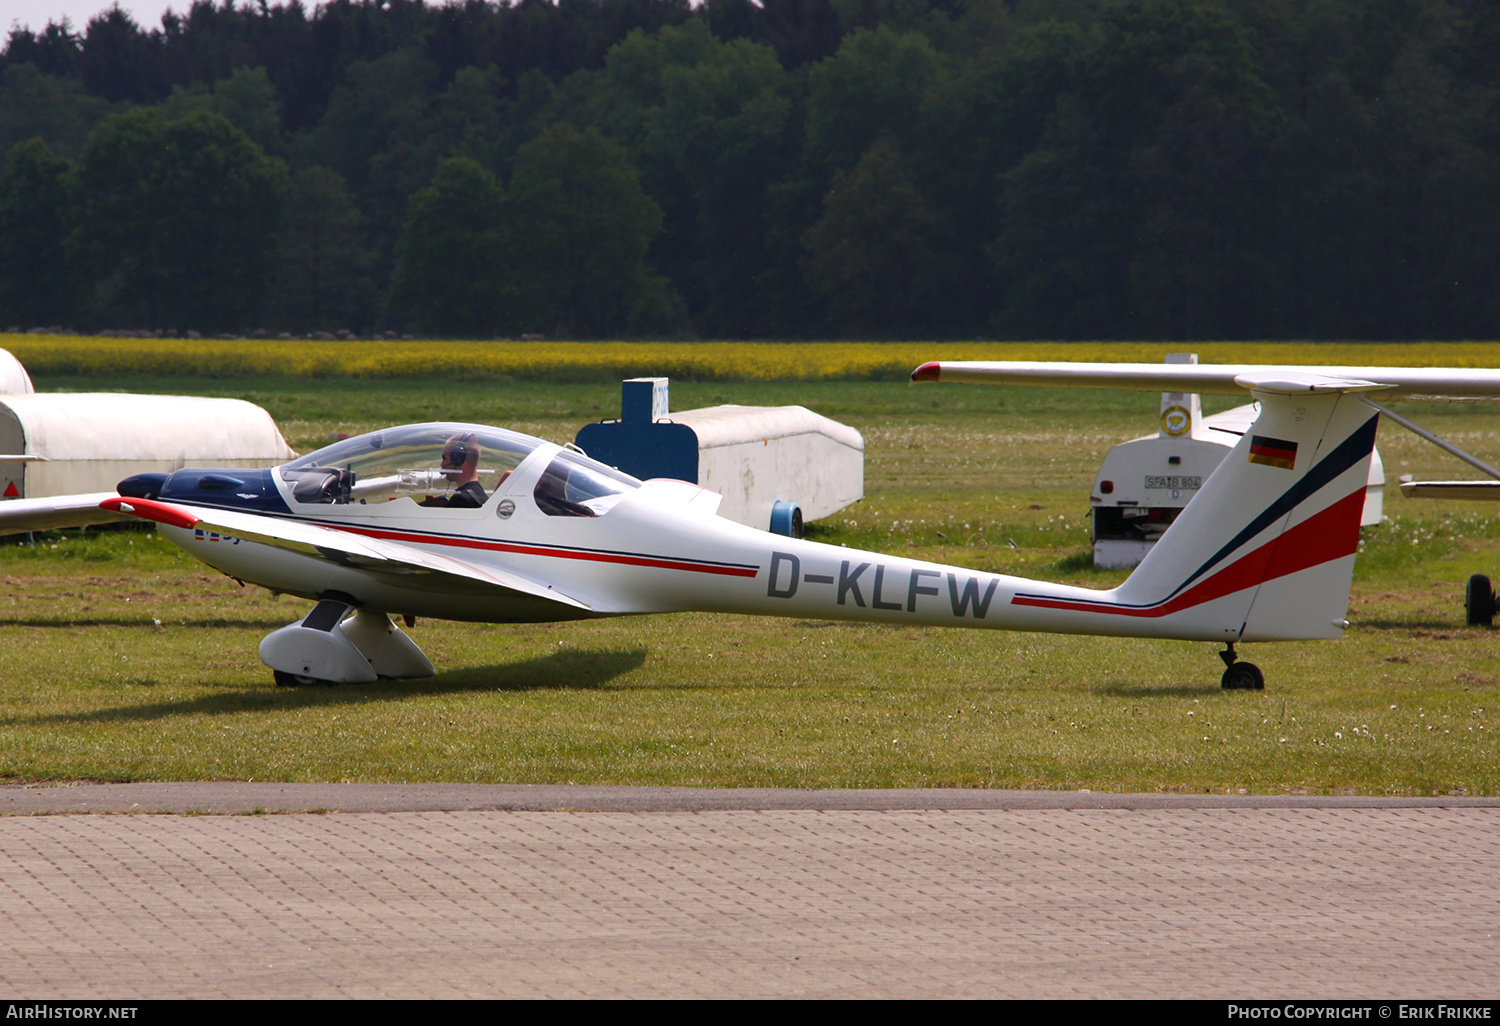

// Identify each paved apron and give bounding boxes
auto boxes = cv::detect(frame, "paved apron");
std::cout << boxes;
[1,786,1496,999]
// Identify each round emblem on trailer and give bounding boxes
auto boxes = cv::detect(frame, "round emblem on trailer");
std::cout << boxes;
[496,499,515,519]
[1160,405,1191,437]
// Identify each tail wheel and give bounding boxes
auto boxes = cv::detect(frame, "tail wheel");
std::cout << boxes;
[1221,662,1264,690]
[1465,574,1496,627]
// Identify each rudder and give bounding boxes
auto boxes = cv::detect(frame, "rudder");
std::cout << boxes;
[1116,380,1379,642]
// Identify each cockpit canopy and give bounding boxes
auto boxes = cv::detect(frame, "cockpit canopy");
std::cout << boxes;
[275,422,643,516]
[531,448,640,517]
[278,423,542,506]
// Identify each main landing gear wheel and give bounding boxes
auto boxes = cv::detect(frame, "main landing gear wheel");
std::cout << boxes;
[273,670,337,688]
[1220,662,1265,690]
[1465,574,1496,626]
[1218,643,1264,690]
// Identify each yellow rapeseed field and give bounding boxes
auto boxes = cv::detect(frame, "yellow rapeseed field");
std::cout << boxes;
[5,335,1500,381]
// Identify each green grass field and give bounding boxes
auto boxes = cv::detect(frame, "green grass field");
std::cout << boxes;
[3,373,1499,793]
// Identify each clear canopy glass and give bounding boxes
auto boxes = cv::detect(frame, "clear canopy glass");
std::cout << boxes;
[278,423,544,506]
[532,449,640,517]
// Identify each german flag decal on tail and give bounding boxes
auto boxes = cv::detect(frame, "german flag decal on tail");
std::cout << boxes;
[1249,435,1298,470]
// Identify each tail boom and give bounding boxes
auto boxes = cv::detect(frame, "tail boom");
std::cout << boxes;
[654,386,1377,644]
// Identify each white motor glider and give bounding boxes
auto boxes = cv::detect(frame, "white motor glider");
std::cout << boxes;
[91,371,1383,690]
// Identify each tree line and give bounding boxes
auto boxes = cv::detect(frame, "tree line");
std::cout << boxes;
[2,0,1498,340]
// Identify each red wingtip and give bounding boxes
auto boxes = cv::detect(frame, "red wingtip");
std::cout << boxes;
[910,362,942,383]
[99,496,201,530]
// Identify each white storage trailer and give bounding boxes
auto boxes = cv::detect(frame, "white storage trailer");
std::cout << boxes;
[0,392,296,500]
[0,347,298,534]
[0,348,34,395]
[575,378,863,536]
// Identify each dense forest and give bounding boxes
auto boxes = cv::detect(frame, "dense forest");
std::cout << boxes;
[1,0,1498,340]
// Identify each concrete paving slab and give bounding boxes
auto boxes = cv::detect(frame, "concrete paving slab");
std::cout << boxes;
[0,789,1495,998]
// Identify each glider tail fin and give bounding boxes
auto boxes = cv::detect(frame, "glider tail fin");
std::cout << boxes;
[1116,378,1380,642]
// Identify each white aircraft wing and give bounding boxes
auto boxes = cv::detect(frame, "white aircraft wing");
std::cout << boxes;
[0,492,132,536]
[910,361,1500,399]
[98,497,592,612]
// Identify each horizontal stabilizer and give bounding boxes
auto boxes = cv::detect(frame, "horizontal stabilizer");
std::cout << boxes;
[1231,371,1387,395]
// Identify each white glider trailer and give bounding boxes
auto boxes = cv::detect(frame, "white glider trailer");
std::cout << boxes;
[0,347,32,395]
[575,378,863,537]
[1091,354,1384,568]
[0,347,297,534]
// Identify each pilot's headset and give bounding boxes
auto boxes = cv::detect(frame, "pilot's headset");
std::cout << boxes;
[440,433,480,473]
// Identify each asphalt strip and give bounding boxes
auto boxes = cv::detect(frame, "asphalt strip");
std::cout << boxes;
[2,782,1498,814]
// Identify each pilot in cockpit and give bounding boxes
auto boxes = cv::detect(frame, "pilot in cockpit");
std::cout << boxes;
[420,432,488,508]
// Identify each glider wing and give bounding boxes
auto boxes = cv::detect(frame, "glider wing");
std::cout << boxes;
[98,496,592,612]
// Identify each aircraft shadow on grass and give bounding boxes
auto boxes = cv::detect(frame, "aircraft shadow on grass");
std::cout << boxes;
[4,646,648,727]
[1354,618,1475,632]
[1099,682,1224,699]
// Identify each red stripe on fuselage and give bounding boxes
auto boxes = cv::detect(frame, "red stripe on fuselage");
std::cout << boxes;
[1012,489,1366,618]
[330,523,761,578]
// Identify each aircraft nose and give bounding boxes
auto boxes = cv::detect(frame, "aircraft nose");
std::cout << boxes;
[911,362,941,382]
[117,472,168,499]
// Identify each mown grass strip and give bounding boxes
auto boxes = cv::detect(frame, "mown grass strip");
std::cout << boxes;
[1,374,1498,793]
